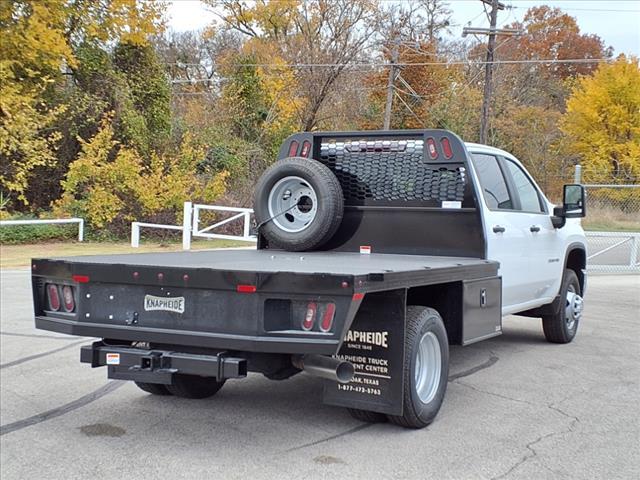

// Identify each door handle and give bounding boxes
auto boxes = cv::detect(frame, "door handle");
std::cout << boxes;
[530,225,541,233]
[493,225,506,233]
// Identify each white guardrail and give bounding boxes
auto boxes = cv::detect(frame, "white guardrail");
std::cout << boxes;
[131,202,256,249]
[0,218,84,241]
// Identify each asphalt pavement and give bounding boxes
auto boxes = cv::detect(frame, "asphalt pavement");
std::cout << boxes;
[1,269,638,480]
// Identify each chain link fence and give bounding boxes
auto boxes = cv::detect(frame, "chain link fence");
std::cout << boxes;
[583,184,640,273]
[573,166,640,274]
[541,166,639,273]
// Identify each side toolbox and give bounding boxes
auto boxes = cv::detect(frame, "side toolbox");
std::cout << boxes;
[462,277,502,345]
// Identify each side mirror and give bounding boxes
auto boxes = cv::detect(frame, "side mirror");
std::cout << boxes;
[551,184,586,229]
[563,184,587,218]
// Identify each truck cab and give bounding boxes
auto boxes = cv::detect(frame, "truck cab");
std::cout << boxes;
[464,143,587,315]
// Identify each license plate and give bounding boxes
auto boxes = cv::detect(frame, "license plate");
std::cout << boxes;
[144,295,185,314]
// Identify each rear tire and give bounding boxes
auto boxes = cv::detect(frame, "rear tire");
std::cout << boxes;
[542,269,582,344]
[166,375,225,399]
[347,408,388,424]
[134,382,172,396]
[387,307,449,429]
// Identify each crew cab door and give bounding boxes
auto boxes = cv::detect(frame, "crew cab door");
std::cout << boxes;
[471,153,531,310]
[501,158,561,302]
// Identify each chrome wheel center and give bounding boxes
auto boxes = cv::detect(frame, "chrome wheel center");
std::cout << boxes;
[565,287,583,331]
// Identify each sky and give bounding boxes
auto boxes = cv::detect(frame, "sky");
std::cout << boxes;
[166,0,640,56]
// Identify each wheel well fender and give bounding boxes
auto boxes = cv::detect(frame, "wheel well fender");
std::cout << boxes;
[565,243,586,294]
[407,282,462,345]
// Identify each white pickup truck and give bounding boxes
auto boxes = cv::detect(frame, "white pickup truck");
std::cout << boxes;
[32,129,587,428]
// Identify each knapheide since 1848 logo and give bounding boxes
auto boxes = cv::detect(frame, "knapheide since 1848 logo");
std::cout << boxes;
[144,295,185,314]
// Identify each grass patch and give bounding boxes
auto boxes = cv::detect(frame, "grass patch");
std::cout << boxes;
[583,205,640,232]
[0,238,254,269]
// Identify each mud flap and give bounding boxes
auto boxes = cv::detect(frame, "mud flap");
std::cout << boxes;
[323,289,405,415]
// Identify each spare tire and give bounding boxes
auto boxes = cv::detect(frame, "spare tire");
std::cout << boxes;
[253,157,344,251]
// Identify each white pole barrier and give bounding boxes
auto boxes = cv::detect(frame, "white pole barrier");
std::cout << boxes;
[182,202,193,250]
[131,222,140,248]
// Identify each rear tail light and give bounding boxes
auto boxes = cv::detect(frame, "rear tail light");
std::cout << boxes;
[440,137,453,159]
[426,138,438,159]
[46,284,61,311]
[319,303,336,332]
[61,285,75,312]
[288,140,299,157]
[300,140,311,158]
[302,302,317,331]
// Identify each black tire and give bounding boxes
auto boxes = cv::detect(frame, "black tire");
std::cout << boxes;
[165,375,225,399]
[134,382,172,396]
[347,408,388,424]
[253,157,344,251]
[387,307,449,429]
[542,269,582,344]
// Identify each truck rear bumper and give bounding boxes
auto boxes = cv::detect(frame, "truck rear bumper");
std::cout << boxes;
[80,341,248,384]
[36,316,341,355]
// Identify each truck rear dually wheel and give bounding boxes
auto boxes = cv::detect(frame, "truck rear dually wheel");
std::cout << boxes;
[253,157,344,251]
[387,306,449,429]
[166,374,225,399]
[542,269,583,344]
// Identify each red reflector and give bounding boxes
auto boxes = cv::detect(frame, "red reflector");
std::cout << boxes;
[440,137,453,159]
[288,140,299,157]
[61,285,75,312]
[300,140,311,158]
[72,275,90,283]
[352,293,365,301]
[237,285,257,293]
[319,303,336,332]
[47,284,61,311]
[426,138,438,159]
[302,302,317,331]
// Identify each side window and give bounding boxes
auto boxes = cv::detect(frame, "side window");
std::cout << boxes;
[504,160,544,213]
[471,154,513,210]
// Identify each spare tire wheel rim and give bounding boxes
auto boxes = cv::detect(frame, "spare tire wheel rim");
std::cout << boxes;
[415,331,442,404]
[267,176,318,233]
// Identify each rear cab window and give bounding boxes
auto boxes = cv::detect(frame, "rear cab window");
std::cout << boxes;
[470,153,513,210]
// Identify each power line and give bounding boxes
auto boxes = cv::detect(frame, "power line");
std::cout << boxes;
[509,6,640,13]
[165,58,612,75]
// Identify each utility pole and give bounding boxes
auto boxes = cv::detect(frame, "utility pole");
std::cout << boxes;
[463,0,521,144]
[383,37,400,130]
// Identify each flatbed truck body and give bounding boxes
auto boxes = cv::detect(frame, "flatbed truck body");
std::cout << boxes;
[31,129,587,427]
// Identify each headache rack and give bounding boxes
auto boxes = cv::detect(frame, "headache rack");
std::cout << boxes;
[271,129,486,258]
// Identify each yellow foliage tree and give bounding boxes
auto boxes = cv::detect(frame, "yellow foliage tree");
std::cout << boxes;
[560,56,640,185]
[55,119,229,231]
[0,0,165,206]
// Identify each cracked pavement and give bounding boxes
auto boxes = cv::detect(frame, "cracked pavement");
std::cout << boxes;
[1,269,639,479]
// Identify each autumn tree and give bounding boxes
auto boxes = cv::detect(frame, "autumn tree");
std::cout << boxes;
[498,6,610,80]
[0,0,165,209]
[209,0,379,130]
[560,56,640,187]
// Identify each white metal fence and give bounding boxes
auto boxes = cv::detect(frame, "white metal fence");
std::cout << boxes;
[586,232,639,273]
[0,218,84,241]
[131,202,256,249]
